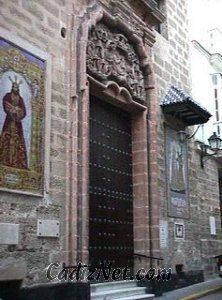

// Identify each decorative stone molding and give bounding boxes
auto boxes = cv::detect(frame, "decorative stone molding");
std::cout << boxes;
[87,22,146,103]
[77,5,153,96]
[89,75,147,112]
[72,2,159,265]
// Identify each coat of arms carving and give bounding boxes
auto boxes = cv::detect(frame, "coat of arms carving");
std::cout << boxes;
[87,23,146,103]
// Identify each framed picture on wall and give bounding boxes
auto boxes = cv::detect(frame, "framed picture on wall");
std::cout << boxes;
[0,29,51,196]
[175,223,185,239]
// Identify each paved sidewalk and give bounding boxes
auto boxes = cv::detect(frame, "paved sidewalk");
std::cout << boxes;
[155,277,222,300]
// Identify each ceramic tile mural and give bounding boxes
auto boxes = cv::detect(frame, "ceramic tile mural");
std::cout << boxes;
[166,127,190,219]
[0,37,45,194]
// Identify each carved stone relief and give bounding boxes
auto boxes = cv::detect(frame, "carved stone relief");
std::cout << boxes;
[87,23,146,102]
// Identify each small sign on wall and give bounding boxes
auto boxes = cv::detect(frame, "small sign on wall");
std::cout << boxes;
[160,220,168,248]
[175,223,184,239]
[209,216,216,235]
[0,223,19,245]
[37,220,59,238]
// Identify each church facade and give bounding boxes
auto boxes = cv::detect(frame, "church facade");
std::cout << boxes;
[0,0,221,290]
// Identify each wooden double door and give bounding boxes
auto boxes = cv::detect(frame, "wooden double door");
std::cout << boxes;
[89,96,134,275]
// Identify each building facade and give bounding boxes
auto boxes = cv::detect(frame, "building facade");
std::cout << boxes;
[0,0,221,290]
[190,29,222,143]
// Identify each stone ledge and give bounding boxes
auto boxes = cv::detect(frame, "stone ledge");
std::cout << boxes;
[0,263,26,281]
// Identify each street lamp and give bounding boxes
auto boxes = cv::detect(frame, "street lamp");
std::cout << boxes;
[200,132,222,168]
[177,130,187,143]
[208,132,222,151]
[177,130,222,168]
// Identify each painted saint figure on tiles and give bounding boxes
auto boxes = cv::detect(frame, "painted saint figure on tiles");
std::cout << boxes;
[0,76,27,169]
[170,140,185,194]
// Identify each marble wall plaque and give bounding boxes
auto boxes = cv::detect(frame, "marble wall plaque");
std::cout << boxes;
[0,223,19,245]
[37,219,59,238]
[160,220,168,248]
[209,216,216,235]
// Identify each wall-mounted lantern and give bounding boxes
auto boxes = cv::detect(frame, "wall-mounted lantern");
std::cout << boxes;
[200,132,222,168]
[178,130,222,168]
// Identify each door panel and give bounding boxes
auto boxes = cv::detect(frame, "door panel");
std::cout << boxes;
[89,96,133,276]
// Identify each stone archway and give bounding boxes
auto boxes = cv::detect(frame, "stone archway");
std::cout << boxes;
[86,17,151,275]
[67,4,160,272]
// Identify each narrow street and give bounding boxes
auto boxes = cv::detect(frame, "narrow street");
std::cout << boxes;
[199,290,222,299]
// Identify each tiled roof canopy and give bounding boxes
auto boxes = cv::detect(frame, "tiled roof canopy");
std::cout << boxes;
[160,86,212,126]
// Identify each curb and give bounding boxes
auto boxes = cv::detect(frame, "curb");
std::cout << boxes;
[180,286,222,300]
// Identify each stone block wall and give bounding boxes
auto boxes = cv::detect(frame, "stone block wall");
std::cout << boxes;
[0,0,158,285]
[0,0,73,285]
[0,0,221,287]
[153,0,222,278]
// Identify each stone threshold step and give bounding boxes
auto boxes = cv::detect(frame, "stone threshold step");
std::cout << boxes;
[116,294,155,300]
[91,280,137,292]
[91,286,147,299]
